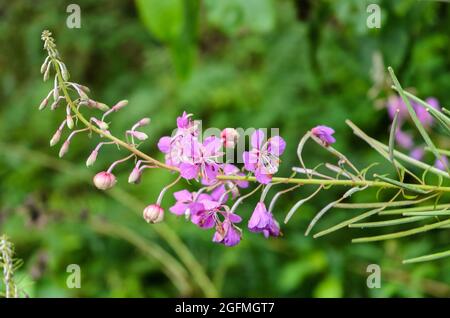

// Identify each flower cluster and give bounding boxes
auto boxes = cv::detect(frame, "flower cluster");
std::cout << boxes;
[157,115,286,246]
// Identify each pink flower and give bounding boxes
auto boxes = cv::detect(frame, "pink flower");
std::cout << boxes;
[179,136,223,184]
[243,130,286,184]
[143,204,164,224]
[311,125,336,146]
[169,190,205,217]
[212,218,242,247]
[248,202,280,238]
[93,171,116,190]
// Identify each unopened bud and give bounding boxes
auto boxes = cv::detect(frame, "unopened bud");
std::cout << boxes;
[60,62,70,81]
[40,58,49,74]
[86,150,98,167]
[50,100,60,110]
[112,100,128,111]
[138,118,151,127]
[66,115,74,129]
[221,128,239,148]
[43,63,51,81]
[59,140,70,158]
[91,118,109,130]
[39,97,49,110]
[143,204,164,224]
[93,171,116,190]
[88,100,110,111]
[50,129,61,147]
[128,167,142,184]
[127,130,148,141]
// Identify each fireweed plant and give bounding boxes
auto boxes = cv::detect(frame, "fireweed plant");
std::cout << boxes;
[38,31,450,263]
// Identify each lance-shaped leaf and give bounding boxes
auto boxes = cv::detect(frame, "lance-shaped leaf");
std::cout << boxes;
[306,186,367,236]
[403,249,450,264]
[352,218,450,243]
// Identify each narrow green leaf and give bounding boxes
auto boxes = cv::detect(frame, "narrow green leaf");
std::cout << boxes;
[349,215,431,228]
[352,218,450,243]
[389,109,400,170]
[373,174,429,194]
[388,67,443,167]
[403,210,450,216]
[403,249,450,264]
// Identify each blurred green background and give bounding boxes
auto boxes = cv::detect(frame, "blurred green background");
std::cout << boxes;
[1,0,450,297]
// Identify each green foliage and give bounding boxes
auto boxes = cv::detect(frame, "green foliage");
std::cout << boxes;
[1,0,450,297]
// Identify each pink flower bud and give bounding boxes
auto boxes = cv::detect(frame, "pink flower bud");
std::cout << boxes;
[221,128,239,148]
[66,115,74,129]
[143,204,164,224]
[59,140,70,158]
[87,100,109,111]
[127,130,148,141]
[86,150,98,167]
[39,97,49,110]
[93,171,116,190]
[128,167,141,184]
[50,129,61,147]
[91,118,109,130]
[112,100,128,111]
[138,118,151,127]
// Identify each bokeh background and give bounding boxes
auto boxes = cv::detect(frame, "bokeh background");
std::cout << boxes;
[1,0,450,297]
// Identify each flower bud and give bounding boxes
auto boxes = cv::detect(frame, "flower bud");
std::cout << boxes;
[50,129,61,147]
[43,63,51,81]
[91,118,109,130]
[93,171,116,190]
[112,100,128,111]
[128,167,141,184]
[66,115,74,129]
[143,204,164,224]
[88,100,110,111]
[39,97,49,110]
[221,128,239,148]
[59,140,70,158]
[138,118,151,127]
[86,150,98,167]
[127,130,148,141]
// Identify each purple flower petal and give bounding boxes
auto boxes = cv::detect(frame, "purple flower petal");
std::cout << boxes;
[158,136,171,153]
[267,136,286,156]
[251,129,265,149]
[255,170,272,184]
[173,190,192,202]
[179,163,200,180]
